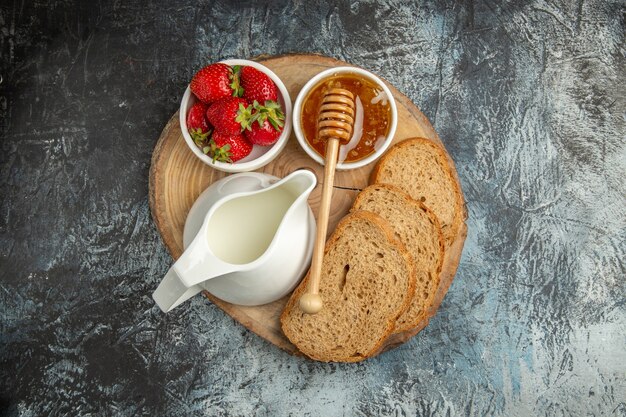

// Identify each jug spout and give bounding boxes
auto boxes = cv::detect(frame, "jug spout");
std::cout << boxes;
[152,231,239,313]
[153,266,202,312]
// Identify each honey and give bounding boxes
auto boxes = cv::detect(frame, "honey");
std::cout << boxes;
[301,73,392,163]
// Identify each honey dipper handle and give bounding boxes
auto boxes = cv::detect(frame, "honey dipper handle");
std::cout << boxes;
[299,137,340,314]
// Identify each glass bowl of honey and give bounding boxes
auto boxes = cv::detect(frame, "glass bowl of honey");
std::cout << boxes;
[293,66,397,170]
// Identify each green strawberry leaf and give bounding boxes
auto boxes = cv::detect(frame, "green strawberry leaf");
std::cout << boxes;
[209,139,232,163]
[236,103,255,131]
[191,128,212,148]
[252,100,285,130]
[268,117,280,130]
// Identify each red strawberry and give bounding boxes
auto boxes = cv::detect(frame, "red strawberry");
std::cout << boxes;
[239,65,278,104]
[243,100,285,146]
[186,102,211,145]
[245,118,282,146]
[211,131,253,162]
[206,97,250,135]
[190,63,234,104]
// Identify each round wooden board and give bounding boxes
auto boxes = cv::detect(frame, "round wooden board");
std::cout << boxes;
[149,54,467,357]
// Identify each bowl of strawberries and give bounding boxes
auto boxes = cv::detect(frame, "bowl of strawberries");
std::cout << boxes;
[180,59,292,172]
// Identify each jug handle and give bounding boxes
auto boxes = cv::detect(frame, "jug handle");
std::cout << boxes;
[152,266,203,312]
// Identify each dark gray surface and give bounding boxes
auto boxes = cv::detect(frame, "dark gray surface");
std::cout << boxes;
[1,1,625,416]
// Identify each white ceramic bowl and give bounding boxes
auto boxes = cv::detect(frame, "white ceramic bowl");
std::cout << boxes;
[179,59,292,173]
[292,66,398,170]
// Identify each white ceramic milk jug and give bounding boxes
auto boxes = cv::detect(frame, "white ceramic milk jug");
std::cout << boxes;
[152,170,317,312]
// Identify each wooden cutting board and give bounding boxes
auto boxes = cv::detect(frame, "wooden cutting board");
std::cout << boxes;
[149,54,467,356]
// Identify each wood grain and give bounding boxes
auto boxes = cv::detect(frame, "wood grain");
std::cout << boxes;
[148,54,466,356]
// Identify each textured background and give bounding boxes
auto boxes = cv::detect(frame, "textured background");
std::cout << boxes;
[1,0,625,416]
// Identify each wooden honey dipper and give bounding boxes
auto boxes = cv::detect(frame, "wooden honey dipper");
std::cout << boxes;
[300,88,356,314]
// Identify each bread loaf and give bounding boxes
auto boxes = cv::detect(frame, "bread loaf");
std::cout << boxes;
[280,211,415,362]
[370,137,464,245]
[351,184,444,333]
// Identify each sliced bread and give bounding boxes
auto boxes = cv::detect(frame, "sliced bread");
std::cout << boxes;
[370,137,465,245]
[280,210,415,362]
[351,184,444,333]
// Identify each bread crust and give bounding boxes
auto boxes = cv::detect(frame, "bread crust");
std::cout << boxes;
[280,210,416,362]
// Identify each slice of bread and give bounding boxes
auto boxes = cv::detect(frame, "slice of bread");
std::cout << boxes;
[280,210,415,362]
[351,184,444,333]
[370,137,464,245]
